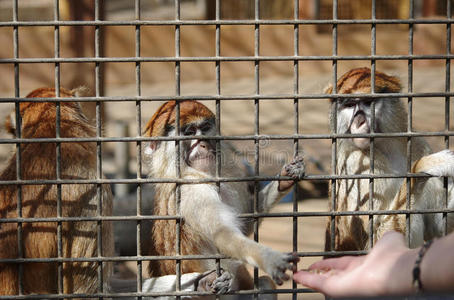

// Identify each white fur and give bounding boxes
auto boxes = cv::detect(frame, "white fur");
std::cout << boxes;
[180,182,243,239]
[109,273,207,300]
[411,150,454,244]
[145,117,298,299]
[418,150,454,177]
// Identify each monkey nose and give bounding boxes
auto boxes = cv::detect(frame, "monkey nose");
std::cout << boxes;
[355,113,366,126]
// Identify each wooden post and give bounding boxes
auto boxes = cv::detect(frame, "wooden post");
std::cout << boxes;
[66,0,106,122]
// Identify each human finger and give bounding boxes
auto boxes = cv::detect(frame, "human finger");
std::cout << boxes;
[293,269,329,290]
[308,255,361,272]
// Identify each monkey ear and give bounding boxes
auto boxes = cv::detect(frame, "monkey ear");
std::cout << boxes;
[71,86,90,97]
[144,141,158,155]
[324,84,336,102]
[5,111,17,136]
[324,84,333,95]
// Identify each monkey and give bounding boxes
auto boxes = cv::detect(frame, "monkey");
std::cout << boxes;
[0,88,113,296]
[142,100,304,295]
[325,67,454,252]
[376,149,454,244]
[109,269,235,298]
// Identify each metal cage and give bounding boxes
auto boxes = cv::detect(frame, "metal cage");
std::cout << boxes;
[0,0,453,299]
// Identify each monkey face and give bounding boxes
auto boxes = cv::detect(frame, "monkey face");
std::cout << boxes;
[152,118,216,173]
[327,67,403,151]
[180,119,216,173]
[144,100,218,175]
[336,97,384,150]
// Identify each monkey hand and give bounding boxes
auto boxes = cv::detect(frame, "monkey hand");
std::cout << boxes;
[278,156,305,191]
[195,269,234,294]
[262,249,300,285]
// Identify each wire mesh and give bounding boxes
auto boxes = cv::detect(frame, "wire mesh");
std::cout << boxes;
[0,0,453,299]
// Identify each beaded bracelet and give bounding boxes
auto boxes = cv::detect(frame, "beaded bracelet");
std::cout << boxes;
[412,239,434,293]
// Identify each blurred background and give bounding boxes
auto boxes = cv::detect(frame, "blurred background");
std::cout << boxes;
[0,1,452,299]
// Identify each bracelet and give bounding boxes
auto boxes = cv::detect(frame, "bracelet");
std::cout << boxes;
[412,239,434,293]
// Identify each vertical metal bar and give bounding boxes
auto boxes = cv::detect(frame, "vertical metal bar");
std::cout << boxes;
[175,0,182,295]
[329,0,339,255]
[292,0,300,299]
[94,0,104,295]
[135,0,143,297]
[443,0,451,235]
[12,0,24,295]
[253,0,260,295]
[215,0,221,178]
[406,0,415,247]
[215,0,222,283]
[368,0,376,249]
[53,0,64,295]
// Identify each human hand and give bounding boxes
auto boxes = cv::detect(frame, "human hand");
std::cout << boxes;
[293,231,419,297]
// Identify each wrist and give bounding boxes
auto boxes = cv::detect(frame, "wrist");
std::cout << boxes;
[382,246,419,295]
[412,239,434,294]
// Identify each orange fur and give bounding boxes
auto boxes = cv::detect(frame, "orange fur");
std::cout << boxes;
[144,100,214,138]
[325,67,401,96]
[0,88,113,295]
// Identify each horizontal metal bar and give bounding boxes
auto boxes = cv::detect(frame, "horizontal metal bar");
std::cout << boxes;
[0,91,451,104]
[0,207,452,225]
[306,250,367,257]
[0,18,453,27]
[1,54,454,63]
[0,288,317,300]
[0,240,432,263]
[0,251,360,264]
[1,131,453,144]
[0,247,397,266]
[0,254,227,264]
[0,172,442,185]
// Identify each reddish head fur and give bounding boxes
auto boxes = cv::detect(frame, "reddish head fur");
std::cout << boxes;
[5,88,89,138]
[143,100,215,137]
[326,67,401,97]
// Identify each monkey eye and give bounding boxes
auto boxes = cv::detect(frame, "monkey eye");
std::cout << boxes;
[200,122,212,133]
[342,99,356,108]
[362,98,374,106]
[183,125,197,136]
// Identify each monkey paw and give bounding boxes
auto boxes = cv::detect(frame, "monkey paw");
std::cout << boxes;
[278,156,305,191]
[195,269,233,294]
[263,250,300,285]
[420,149,454,177]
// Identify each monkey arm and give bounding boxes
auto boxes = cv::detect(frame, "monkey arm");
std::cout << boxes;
[257,180,290,213]
[180,183,298,285]
[257,156,305,214]
[180,183,243,241]
[377,150,454,247]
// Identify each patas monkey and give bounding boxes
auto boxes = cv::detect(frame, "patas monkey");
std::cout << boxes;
[325,67,454,251]
[143,100,303,293]
[0,88,113,295]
